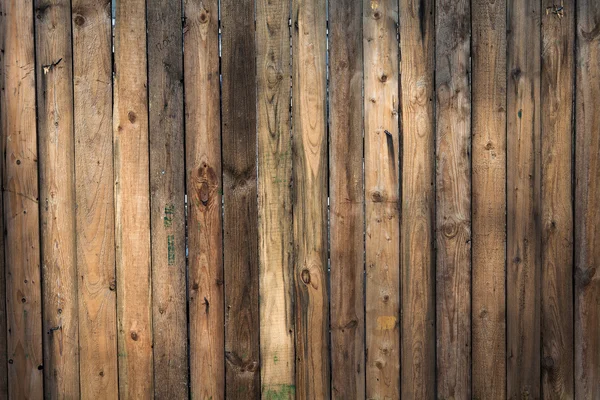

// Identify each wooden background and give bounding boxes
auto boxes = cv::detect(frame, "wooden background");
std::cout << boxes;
[0,0,598,399]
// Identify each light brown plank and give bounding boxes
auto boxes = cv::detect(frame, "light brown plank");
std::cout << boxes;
[256,0,295,397]
[540,0,574,397]
[0,0,7,394]
[471,0,506,397]
[329,0,364,398]
[113,0,153,397]
[72,0,119,397]
[507,0,541,397]
[575,0,600,398]
[184,1,225,399]
[399,0,435,397]
[1,0,44,397]
[34,0,79,396]
[363,0,400,397]
[291,0,329,397]
[435,0,471,397]
[147,0,188,398]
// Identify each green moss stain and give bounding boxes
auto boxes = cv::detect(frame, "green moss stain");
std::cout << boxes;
[518,109,522,119]
[263,384,295,400]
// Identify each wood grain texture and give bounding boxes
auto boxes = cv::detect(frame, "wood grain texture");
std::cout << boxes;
[363,0,400,397]
[540,0,574,397]
[34,0,79,397]
[506,0,541,398]
[221,0,260,397]
[399,0,435,397]
[256,0,295,397]
[72,0,118,397]
[435,0,471,397]
[471,0,506,398]
[1,0,44,397]
[113,1,153,397]
[147,0,188,398]
[0,0,7,394]
[329,0,364,398]
[291,0,329,397]
[575,0,600,398]
[184,1,225,399]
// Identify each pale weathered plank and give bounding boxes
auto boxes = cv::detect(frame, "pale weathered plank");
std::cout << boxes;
[113,0,153,397]
[471,0,506,397]
[1,0,44,397]
[72,0,119,397]
[184,1,225,398]
[363,0,400,397]
[256,0,295,397]
[399,0,435,397]
[507,0,541,397]
[329,0,364,398]
[291,0,329,397]
[147,0,188,398]
[575,0,600,398]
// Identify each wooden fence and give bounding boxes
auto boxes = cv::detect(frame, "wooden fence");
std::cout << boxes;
[0,0,599,399]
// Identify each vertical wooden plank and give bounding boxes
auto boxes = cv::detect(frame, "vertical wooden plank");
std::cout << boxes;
[435,0,471,397]
[363,0,400,397]
[575,0,600,398]
[507,0,541,397]
[399,0,435,397]
[113,0,153,397]
[72,0,119,397]
[329,0,364,398]
[1,0,44,398]
[291,0,329,397]
[540,0,574,397]
[256,0,295,397]
[471,0,506,397]
[184,1,224,399]
[147,0,188,398]
[220,0,260,397]
[34,0,79,397]
[0,0,8,394]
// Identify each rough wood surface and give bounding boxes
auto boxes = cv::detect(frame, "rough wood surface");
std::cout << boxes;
[329,0,365,398]
[575,0,600,398]
[291,0,329,397]
[471,0,506,398]
[399,0,435,397]
[1,0,44,397]
[256,0,295,397]
[540,0,574,397]
[147,0,188,398]
[363,0,400,397]
[184,1,225,398]
[72,0,119,397]
[113,1,153,397]
[0,0,7,393]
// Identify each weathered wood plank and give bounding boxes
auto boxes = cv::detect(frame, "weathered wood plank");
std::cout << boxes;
[575,0,600,398]
[507,0,541,397]
[113,0,153,397]
[363,0,400,397]
[471,0,506,397]
[147,0,188,398]
[399,0,435,397]
[435,0,471,397]
[1,0,44,397]
[72,0,119,397]
[0,0,7,394]
[540,0,574,397]
[184,1,225,399]
[291,0,329,397]
[34,0,79,397]
[256,0,295,397]
[329,0,364,398]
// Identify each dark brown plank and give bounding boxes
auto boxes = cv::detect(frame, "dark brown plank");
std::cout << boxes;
[507,0,541,397]
[575,0,600,398]
[471,0,506,397]
[147,0,188,398]
[329,0,364,397]
[399,0,436,397]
